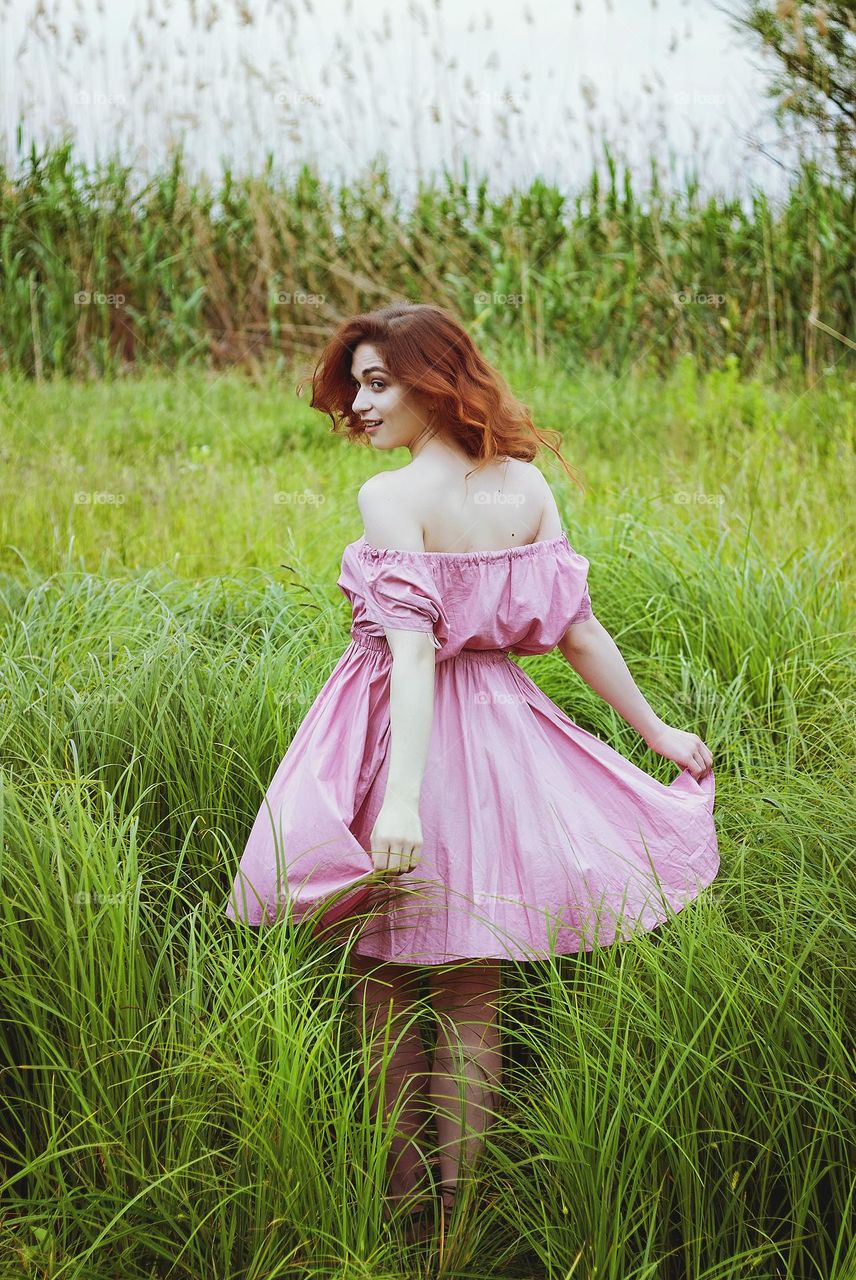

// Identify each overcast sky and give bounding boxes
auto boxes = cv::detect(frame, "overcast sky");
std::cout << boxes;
[1,0,803,205]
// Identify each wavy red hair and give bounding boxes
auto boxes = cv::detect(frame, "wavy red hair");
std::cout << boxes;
[297,301,585,492]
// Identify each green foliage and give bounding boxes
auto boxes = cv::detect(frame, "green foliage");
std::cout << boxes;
[0,366,853,1275]
[730,1,856,181]
[1,139,854,381]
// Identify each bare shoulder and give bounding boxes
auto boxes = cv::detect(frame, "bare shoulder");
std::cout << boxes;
[512,460,565,539]
[504,457,550,490]
[357,470,425,551]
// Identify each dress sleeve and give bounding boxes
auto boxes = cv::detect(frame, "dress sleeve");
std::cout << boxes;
[340,550,450,650]
[567,580,594,626]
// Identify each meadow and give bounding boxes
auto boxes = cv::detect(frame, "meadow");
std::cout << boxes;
[0,354,853,1278]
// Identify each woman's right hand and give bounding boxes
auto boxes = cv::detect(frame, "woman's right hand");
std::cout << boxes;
[369,794,423,875]
[644,723,713,781]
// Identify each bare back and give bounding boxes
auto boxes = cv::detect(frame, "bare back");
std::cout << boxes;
[396,457,556,554]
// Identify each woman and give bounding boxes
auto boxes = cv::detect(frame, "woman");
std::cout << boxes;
[225,301,718,1245]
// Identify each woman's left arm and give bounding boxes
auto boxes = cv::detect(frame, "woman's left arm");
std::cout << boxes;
[559,617,714,780]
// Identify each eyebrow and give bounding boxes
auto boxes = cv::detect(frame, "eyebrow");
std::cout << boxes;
[351,365,388,378]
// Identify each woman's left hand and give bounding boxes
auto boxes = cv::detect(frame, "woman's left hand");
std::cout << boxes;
[644,723,713,781]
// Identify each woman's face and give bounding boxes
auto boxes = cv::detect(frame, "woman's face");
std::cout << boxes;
[349,341,430,451]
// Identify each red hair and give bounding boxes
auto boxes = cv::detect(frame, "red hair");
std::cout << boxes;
[297,301,585,492]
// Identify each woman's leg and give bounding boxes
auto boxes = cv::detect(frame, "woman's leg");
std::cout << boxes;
[425,959,503,1204]
[349,951,434,1208]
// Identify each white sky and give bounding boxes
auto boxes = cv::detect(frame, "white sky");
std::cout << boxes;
[0,0,807,206]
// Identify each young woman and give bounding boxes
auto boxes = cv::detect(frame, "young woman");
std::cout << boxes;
[225,301,718,1245]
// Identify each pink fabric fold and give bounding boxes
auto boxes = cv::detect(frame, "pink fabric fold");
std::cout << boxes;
[225,532,719,962]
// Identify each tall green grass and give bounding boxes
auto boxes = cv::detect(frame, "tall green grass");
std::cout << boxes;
[0,363,853,1277]
[1,138,854,381]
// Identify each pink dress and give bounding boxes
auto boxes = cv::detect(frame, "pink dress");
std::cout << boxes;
[224,531,720,963]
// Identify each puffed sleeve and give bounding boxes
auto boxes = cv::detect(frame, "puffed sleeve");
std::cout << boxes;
[337,548,451,650]
[567,580,594,625]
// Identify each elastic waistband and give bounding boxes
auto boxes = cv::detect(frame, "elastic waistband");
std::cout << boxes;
[351,631,511,663]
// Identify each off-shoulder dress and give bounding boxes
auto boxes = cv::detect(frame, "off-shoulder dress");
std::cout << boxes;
[224,531,719,963]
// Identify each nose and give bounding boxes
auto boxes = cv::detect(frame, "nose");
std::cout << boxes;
[352,384,372,414]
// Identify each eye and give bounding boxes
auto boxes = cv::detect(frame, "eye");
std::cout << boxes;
[351,378,386,391]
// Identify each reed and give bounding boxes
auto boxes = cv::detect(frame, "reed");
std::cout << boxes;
[1,138,854,380]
